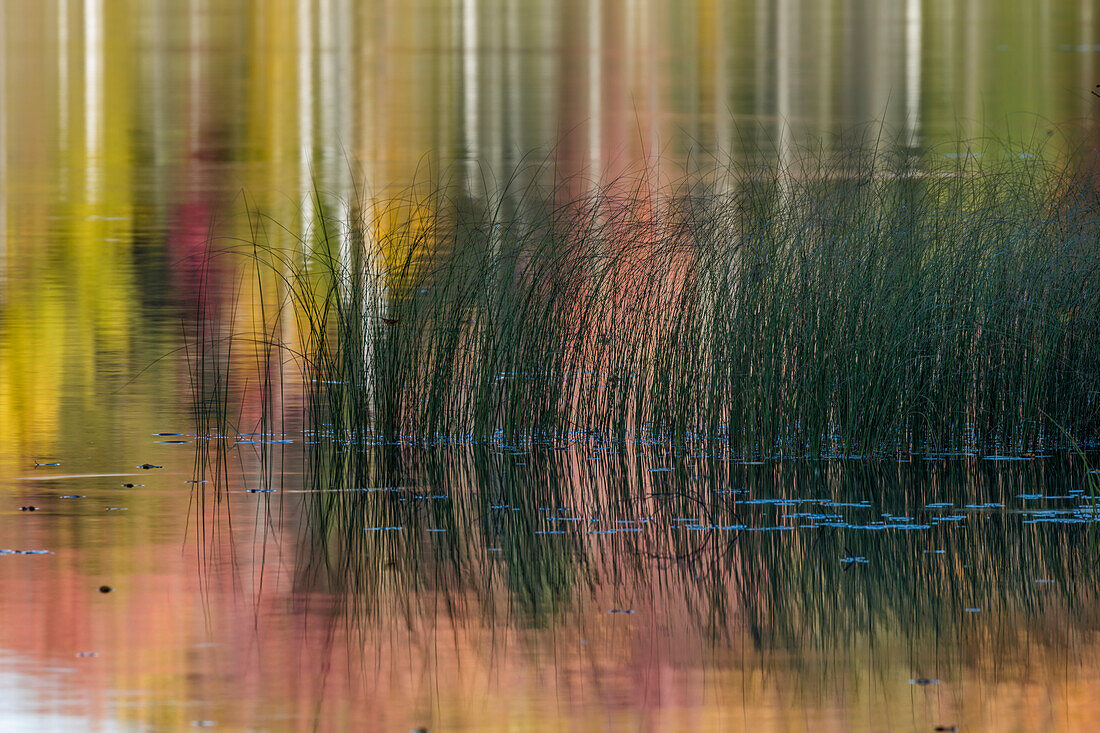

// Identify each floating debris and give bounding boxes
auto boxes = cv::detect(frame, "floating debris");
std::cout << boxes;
[105,507,128,511]
[20,506,38,512]
[33,461,61,468]
[156,440,190,444]
[908,678,941,686]
[136,464,162,470]
[121,484,143,488]
[59,495,84,499]
[99,586,113,593]
[608,609,635,614]
[247,489,276,494]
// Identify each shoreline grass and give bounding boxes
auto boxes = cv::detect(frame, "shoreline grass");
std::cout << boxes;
[194,136,1100,462]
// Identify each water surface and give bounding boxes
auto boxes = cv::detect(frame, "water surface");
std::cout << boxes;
[2,2,1100,730]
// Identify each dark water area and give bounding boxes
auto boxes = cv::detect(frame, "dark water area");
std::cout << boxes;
[2,1,1100,730]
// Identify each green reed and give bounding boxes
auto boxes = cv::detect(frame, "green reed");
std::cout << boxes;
[222,138,1100,460]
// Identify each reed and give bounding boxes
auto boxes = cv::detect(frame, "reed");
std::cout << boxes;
[185,134,1100,671]
[212,137,1100,463]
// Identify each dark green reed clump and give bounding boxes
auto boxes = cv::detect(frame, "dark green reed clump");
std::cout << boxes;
[220,137,1100,459]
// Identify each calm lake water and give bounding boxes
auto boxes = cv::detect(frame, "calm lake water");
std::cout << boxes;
[2,1,1100,731]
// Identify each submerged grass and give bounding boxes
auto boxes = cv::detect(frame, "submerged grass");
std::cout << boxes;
[211,135,1100,462]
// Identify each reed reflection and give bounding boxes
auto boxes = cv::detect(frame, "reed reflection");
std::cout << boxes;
[190,430,1100,730]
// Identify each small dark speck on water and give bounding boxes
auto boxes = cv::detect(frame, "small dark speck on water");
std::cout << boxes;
[909,678,940,685]
[76,652,98,658]
[136,464,162,469]
[121,484,143,488]
[154,433,182,436]
[247,489,276,494]
[934,727,958,732]
[608,609,635,614]
[99,586,112,593]
[60,495,84,499]
[33,461,61,468]
[20,506,38,511]
[156,440,190,444]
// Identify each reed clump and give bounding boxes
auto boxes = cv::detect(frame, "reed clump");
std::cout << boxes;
[219,139,1100,460]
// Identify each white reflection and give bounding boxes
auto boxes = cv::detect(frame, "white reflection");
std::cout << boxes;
[713,0,730,175]
[776,0,793,194]
[506,0,521,159]
[84,0,102,195]
[905,0,921,146]
[298,0,313,240]
[588,0,602,170]
[463,0,479,186]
